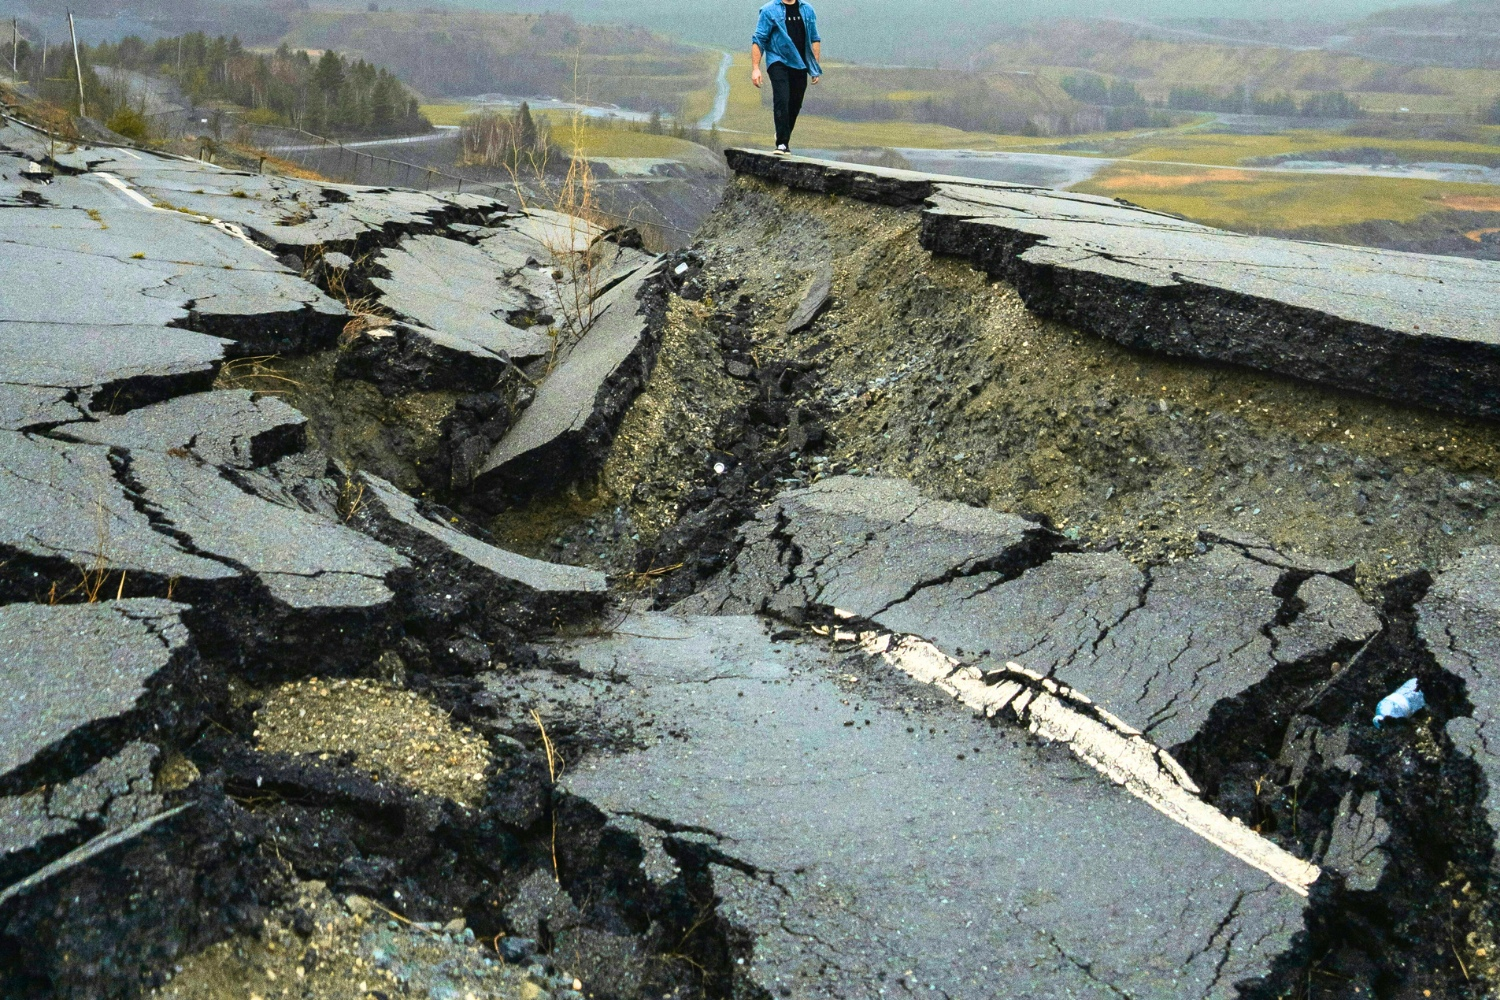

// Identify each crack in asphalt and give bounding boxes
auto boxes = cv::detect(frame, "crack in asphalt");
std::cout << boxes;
[1011,909,1134,999]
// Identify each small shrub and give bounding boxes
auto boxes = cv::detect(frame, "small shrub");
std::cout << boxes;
[106,105,150,143]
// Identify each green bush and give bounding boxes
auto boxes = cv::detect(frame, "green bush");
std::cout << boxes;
[106,105,149,142]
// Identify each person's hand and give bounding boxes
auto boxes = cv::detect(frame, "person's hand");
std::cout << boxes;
[752,67,763,89]
[810,74,821,85]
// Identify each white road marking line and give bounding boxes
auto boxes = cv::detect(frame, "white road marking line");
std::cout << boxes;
[93,171,276,259]
[852,624,1321,897]
[95,171,155,209]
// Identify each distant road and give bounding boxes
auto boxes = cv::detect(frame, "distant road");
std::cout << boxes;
[697,51,733,130]
[267,128,459,154]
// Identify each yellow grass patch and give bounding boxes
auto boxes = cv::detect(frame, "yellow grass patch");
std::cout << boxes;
[1441,195,1500,213]
[1091,167,1258,191]
[1076,162,1500,232]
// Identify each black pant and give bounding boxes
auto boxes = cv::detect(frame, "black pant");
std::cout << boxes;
[768,62,808,148]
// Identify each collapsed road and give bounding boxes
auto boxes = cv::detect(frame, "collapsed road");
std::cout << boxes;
[5,103,1500,1000]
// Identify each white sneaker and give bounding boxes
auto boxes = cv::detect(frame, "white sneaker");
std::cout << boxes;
[774,144,790,156]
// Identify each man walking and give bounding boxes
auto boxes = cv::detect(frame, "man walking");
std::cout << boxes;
[751,0,822,155]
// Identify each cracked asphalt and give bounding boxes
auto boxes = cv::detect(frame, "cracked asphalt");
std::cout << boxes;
[557,613,1306,1000]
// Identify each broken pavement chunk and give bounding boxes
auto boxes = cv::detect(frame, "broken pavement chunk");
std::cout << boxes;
[370,235,553,363]
[350,472,605,636]
[678,475,1053,621]
[784,262,834,334]
[0,321,230,426]
[1321,790,1391,892]
[58,389,307,469]
[1272,574,1382,665]
[689,476,1380,749]
[0,601,204,794]
[336,321,513,396]
[126,450,404,610]
[0,795,273,1000]
[0,431,232,593]
[1419,546,1500,855]
[353,470,605,595]
[473,263,666,503]
[0,742,163,887]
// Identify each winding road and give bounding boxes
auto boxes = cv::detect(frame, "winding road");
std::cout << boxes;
[697,50,734,130]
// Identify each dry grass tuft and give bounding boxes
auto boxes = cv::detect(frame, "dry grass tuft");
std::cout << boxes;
[214,355,303,396]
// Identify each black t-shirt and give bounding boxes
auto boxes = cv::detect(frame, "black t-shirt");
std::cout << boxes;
[783,2,809,63]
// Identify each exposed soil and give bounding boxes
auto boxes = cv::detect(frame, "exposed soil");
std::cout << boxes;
[255,679,494,807]
[480,176,1500,603]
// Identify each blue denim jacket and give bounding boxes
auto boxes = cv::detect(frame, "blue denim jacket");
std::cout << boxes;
[752,0,822,77]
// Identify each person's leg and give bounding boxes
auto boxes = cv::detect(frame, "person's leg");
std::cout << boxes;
[785,68,808,146]
[768,62,793,148]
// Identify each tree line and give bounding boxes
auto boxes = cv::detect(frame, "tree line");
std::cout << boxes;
[1061,73,1365,119]
[5,32,429,139]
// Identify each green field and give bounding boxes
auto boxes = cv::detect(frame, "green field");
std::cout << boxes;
[1077,162,1497,229]
[1117,129,1500,168]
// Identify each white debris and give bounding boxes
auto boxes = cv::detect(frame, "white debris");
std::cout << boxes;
[1373,678,1425,728]
[674,262,690,276]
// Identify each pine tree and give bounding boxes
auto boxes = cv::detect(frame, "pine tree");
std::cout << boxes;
[314,51,345,98]
[516,101,538,151]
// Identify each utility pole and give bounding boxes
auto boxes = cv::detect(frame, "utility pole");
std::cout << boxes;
[11,19,17,81]
[67,10,84,117]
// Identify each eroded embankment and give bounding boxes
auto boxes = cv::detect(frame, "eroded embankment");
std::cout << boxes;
[459,172,1500,998]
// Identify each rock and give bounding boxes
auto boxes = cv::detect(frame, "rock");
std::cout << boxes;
[474,263,666,503]
[0,601,207,794]
[1321,790,1391,892]
[727,148,1500,421]
[58,389,307,469]
[784,263,834,334]
[498,936,535,962]
[344,894,374,917]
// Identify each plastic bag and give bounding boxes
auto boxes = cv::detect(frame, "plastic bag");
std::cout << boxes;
[1373,678,1425,728]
